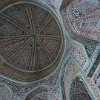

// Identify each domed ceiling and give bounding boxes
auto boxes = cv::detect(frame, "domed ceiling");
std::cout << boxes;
[0,2,64,82]
[0,0,100,100]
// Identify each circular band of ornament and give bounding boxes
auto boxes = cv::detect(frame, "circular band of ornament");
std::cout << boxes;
[0,1,64,82]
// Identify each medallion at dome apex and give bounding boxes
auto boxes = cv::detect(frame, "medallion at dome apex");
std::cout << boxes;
[0,2,64,82]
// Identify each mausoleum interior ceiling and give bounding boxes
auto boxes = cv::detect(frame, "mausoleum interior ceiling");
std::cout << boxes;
[0,0,100,100]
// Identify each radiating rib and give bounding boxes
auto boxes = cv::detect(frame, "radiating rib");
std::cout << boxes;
[25,4,35,35]
[35,13,53,35]
[7,37,32,62]
[0,38,29,49]
[29,37,36,71]
[37,35,62,41]
[1,14,30,35]
[36,38,53,61]
[0,35,30,41]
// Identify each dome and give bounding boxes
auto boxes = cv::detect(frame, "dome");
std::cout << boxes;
[0,2,64,82]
